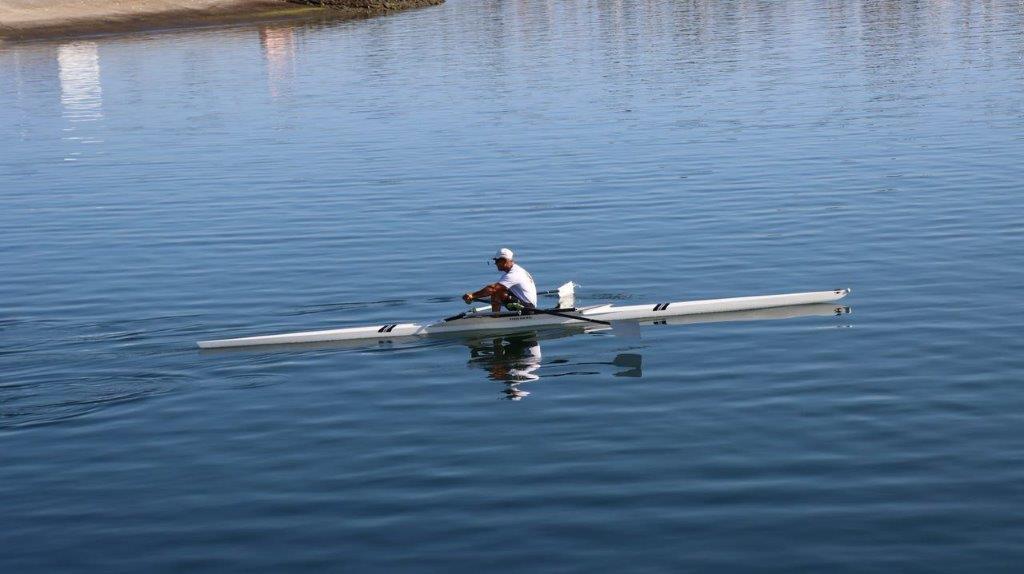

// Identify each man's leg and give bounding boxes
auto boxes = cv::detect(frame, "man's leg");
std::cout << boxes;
[490,284,509,313]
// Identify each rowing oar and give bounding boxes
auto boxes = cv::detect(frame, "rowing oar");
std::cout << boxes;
[531,308,640,338]
[530,308,609,325]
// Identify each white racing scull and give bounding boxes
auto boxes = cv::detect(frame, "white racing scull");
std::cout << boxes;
[197,284,850,349]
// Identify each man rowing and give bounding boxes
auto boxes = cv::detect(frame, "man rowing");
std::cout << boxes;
[463,248,538,314]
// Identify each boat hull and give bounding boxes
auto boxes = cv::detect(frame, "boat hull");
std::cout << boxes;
[197,288,849,348]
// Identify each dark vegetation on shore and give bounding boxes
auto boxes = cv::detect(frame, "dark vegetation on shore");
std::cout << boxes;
[292,0,444,16]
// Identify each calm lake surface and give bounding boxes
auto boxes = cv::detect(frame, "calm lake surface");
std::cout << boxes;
[2,0,1024,571]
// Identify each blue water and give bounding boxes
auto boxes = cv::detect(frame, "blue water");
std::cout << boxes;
[3,0,1024,571]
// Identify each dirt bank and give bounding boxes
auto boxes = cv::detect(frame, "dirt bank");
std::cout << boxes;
[0,0,443,41]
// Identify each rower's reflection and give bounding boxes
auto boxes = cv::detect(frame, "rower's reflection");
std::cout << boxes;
[464,332,643,400]
[467,334,543,400]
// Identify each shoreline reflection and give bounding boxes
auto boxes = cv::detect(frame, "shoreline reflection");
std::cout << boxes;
[260,25,296,99]
[57,40,105,163]
[58,41,102,122]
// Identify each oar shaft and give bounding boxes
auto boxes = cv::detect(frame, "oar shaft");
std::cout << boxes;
[532,309,610,325]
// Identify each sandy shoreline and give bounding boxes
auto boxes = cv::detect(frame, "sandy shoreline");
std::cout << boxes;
[0,0,442,41]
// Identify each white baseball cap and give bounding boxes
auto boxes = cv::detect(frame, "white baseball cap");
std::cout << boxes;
[492,247,515,261]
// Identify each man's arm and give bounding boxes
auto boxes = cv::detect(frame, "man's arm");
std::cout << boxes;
[463,283,504,303]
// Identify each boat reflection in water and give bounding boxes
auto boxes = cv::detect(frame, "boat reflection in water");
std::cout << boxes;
[201,303,850,399]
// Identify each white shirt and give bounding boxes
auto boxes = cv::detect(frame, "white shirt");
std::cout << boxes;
[498,263,537,306]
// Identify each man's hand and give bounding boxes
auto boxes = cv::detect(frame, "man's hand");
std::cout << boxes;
[463,292,474,304]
